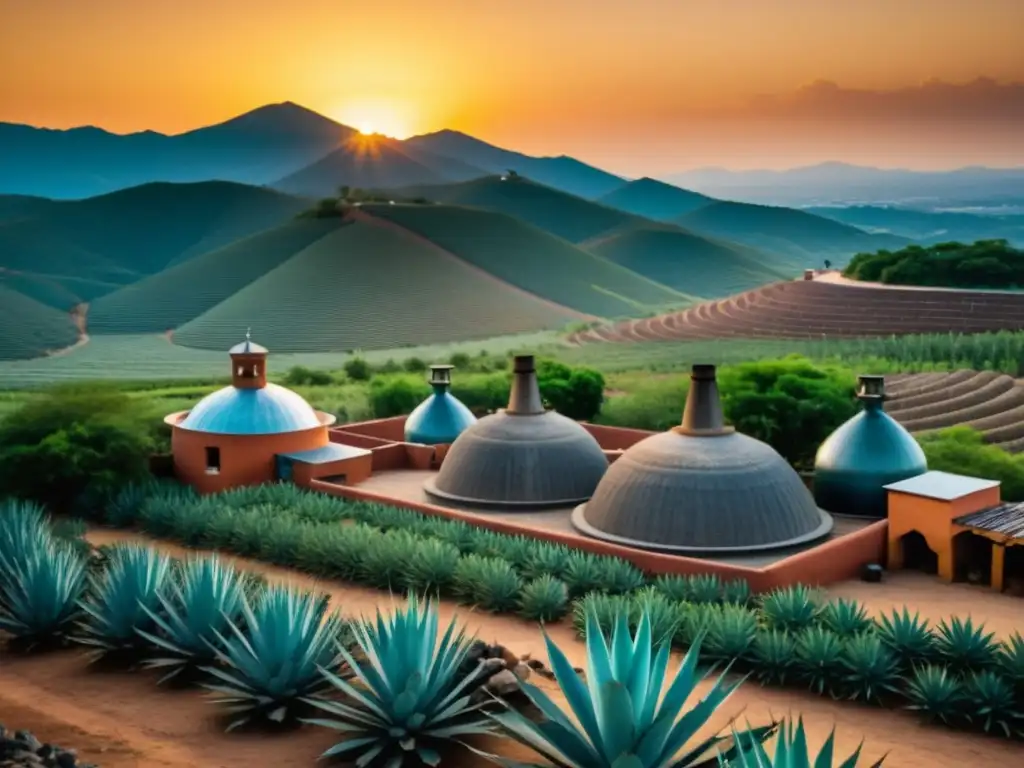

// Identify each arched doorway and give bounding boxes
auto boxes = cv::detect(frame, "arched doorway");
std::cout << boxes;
[952,531,993,586]
[899,531,938,574]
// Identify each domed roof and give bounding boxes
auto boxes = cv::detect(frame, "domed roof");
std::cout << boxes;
[572,364,833,555]
[179,383,330,435]
[405,365,477,445]
[423,356,608,509]
[814,375,927,519]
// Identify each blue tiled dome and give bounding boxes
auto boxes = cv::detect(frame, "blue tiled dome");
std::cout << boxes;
[179,383,328,435]
[405,390,476,445]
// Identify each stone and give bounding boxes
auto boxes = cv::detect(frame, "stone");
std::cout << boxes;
[500,646,519,667]
[511,662,532,682]
[486,669,521,697]
[525,658,545,671]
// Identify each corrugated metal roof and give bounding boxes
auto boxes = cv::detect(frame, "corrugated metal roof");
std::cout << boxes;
[179,383,329,435]
[277,443,371,463]
[884,470,1000,501]
[955,503,1024,539]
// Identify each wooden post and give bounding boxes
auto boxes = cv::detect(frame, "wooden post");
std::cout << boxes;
[991,544,1005,593]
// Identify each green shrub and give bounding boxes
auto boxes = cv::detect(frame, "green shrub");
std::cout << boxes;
[759,585,820,633]
[358,529,420,590]
[794,626,844,696]
[535,358,605,421]
[519,541,572,581]
[934,616,1000,674]
[518,575,569,622]
[0,538,88,646]
[750,629,797,687]
[404,538,462,595]
[563,552,611,599]
[682,573,723,605]
[997,632,1024,693]
[845,239,1024,289]
[963,670,1022,738]
[703,604,758,664]
[572,591,630,639]
[343,357,372,381]
[819,598,872,638]
[875,608,936,671]
[905,665,967,727]
[721,578,752,607]
[918,427,1024,501]
[839,633,902,705]
[630,587,683,647]
[282,366,333,386]
[453,555,522,612]
[368,375,432,418]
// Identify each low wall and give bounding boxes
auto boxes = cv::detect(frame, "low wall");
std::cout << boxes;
[333,416,407,441]
[329,431,396,449]
[581,423,654,450]
[369,443,410,472]
[309,479,883,592]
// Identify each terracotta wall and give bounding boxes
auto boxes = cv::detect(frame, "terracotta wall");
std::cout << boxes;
[309,480,880,592]
[334,416,407,441]
[581,423,654,450]
[329,430,396,449]
[293,453,373,487]
[370,443,410,471]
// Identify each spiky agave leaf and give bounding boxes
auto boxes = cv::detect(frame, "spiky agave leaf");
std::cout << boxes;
[480,605,771,768]
[794,627,844,697]
[136,554,250,683]
[405,538,462,596]
[717,717,885,767]
[0,539,88,646]
[874,608,934,670]
[201,583,344,731]
[302,594,494,767]
[683,574,723,605]
[572,592,630,639]
[720,579,751,608]
[750,629,797,687]
[519,575,570,623]
[703,605,758,665]
[934,617,1000,674]
[563,552,609,599]
[0,498,50,583]
[963,670,1023,738]
[818,599,872,638]
[759,585,819,633]
[520,542,572,582]
[904,665,966,727]
[631,587,683,648]
[75,543,172,660]
[453,555,522,613]
[995,631,1024,692]
[839,633,902,705]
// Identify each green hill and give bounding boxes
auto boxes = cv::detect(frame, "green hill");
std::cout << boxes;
[0,194,57,223]
[173,219,581,352]
[387,175,639,243]
[0,182,311,290]
[585,224,790,299]
[597,178,715,220]
[88,218,343,334]
[0,284,78,360]
[675,201,909,270]
[358,203,684,317]
[0,271,85,310]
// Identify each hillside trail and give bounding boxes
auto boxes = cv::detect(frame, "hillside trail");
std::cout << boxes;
[1,527,1014,768]
[47,302,90,357]
[347,207,596,323]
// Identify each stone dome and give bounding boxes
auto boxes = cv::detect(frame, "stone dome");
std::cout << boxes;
[423,355,608,509]
[404,365,477,445]
[814,375,927,519]
[572,364,833,555]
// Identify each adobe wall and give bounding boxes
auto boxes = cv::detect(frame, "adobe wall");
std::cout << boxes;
[580,423,654,450]
[309,479,880,592]
[333,416,407,441]
[293,452,373,487]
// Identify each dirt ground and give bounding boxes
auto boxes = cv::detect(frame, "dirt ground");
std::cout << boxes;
[1,529,1021,768]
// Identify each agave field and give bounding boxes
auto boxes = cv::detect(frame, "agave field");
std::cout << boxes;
[0,493,916,768]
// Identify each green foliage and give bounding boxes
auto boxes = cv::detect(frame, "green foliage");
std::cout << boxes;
[202,584,343,730]
[484,606,769,768]
[934,616,1000,674]
[0,498,51,584]
[905,665,966,726]
[75,543,172,659]
[963,670,1023,738]
[0,385,154,510]
[997,632,1024,691]
[453,555,522,613]
[917,427,1024,501]
[344,356,373,381]
[844,240,1024,289]
[535,358,605,421]
[518,575,569,622]
[519,542,572,582]
[369,374,432,418]
[304,595,493,767]
[720,718,883,768]
[359,530,420,591]
[405,538,462,596]
[750,629,797,687]
[874,608,935,670]
[136,554,250,683]
[0,538,88,646]
[0,284,79,361]
[794,627,844,697]
[759,585,820,633]
[282,365,333,386]
[703,604,758,664]
[839,634,902,705]
[818,598,872,638]
[563,552,611,599]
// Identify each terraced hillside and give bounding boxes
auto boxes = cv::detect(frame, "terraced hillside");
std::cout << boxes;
[596,177,715,220]
[173,217,583,352]
[583,225,789,299]
[0,284,78,360]
[887,371,1024,453]
[88,218,344,334]
[359,203,684,317]
[569,278,1024,344]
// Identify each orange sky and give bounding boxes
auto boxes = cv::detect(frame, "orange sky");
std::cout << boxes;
[2,0,1023,172]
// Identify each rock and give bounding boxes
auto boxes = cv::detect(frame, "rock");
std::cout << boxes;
[55,751,78,768]
[519,652,531,662]
[486,669,521,697]
[500,646,519,667]
[15,733,42,753]
[511,662,532,682]
[525,658,545,671]
[573,667,585,676]
[466,640,488,664]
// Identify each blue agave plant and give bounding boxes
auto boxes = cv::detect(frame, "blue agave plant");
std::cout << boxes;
[718,718,885,767]
[202,583,344,730]
[136,554,250,683]
[75,543,172,660]
[0,538,88,646]
[303,594,493,767]
[482,606,772,767]
[0,499,51,582]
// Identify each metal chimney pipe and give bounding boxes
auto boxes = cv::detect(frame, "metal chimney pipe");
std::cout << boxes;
[676,364,733,436]
[506,355,545,415]
[428,364,453,389]
[856,374,887,410]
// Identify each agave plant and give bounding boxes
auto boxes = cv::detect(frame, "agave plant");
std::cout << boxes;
[480,606,773,768]
[519,575,570,622]
[0,498,51,581]
[454,555,522,613]
[794,626,844,697]
[573,592,631,639]
[904,665,966,727]
[683,574,723,605]
[75,543,173,660]
[934,617,1000,674]
[964,669,1023,738]
[750,629,797,687]
[405,538,462,595]
[703,605,758,665]
[202,584,344,730]
[596,557,646,595]
[359,529,421,590]
[719,718,885,767]
[874,608,934,670]
[996,631,1024,693]
[759,585,819,633]
[564,552,611,599]
[303,595,493,767]
[721,579,752,608]
[818,599,872,638]
[632,587,684,648]
[135,554,250,683]
[838,633,901,705]
[0,539,88,647]
[520,542,572,581]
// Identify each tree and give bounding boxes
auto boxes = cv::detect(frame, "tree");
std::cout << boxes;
[0,385,154,511]
[536,359,605,421]
[823,259,832,270]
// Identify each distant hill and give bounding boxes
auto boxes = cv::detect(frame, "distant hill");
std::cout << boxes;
[358,203,684,317]
[88,218,345,334]
[0,284,78,360]
[674,200,909,270]
[0,194,57,223]
[386,175,638,243]
[274,136,485,198]
[173,217,583,352]
[597,178,715,220]
[806,204,1024,247]
[584,224,789,299]
[403,130,624,199]
[0,102,351,199]
[0,182,311,298]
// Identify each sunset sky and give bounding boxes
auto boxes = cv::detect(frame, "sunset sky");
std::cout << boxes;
[2,0,1023,173]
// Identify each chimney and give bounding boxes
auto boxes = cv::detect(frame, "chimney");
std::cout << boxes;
[856,375,887,410]
[506,355,545,415]
[428,364,453,390]
[675,364,733,436]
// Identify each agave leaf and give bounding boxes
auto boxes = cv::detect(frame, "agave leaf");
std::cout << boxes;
[0,539,87,645]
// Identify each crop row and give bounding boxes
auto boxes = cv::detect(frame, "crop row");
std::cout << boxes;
[0,284,79,361]
[59,482,1024,741]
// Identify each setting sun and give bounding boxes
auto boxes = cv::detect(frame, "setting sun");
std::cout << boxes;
[335,99,415,140]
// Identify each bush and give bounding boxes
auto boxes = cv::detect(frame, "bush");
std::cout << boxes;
[844,239,1024,289]
[535,358,605,421]
[918,426,1024,501]
[368,375,431,418]
[343,357,372,381]
[282,366,333,386]
[0,385,154,511]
